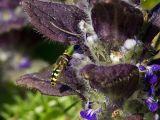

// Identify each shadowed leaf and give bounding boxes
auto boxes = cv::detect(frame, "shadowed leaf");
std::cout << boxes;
[143,3,160,47]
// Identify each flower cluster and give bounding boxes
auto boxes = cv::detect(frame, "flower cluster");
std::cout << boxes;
[138,64,160,112]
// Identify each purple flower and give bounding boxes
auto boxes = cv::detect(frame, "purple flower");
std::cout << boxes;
[148,74,158,85]
[80,109,97,120]
[18,57,31,69]
[145,97,158,112]
[80,101,102,120]
[139,64,160,85]
[139,64,159,112]
[138,64,146,71]
[149,65,160,72]
[146,64,160,74]
[145,72,158,85]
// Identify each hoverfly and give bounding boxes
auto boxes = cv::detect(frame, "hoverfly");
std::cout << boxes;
[50,45,74,86]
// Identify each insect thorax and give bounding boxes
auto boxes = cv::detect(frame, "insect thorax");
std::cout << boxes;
[50,54,71,86]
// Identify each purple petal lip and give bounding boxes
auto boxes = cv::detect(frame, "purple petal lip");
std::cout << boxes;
[150,65,160,72]
[145,64,160,85]
[147,102,158,112]
[145,97,159,112]
[149,74,158,85]
[80,109,97,120]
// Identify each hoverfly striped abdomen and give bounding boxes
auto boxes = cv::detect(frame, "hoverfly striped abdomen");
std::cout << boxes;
[51,45,74,86]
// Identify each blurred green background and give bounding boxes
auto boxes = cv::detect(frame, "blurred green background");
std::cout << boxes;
[0,0,159,120]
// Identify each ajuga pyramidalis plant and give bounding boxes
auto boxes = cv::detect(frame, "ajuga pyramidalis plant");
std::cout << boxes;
[17,0,160,119]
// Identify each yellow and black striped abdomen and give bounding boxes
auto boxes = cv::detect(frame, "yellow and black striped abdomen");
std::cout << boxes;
[50,45,74,86]
[51,54,70,86]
